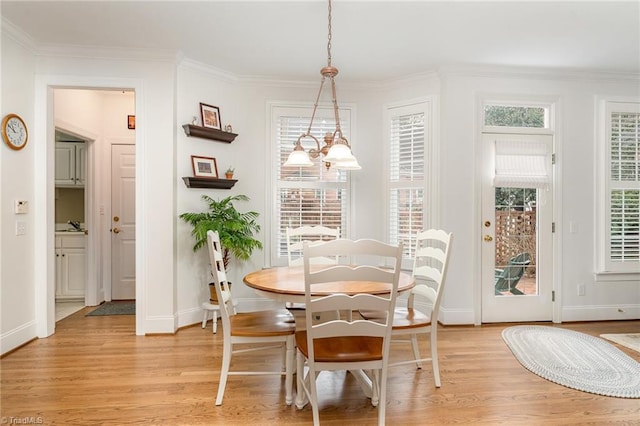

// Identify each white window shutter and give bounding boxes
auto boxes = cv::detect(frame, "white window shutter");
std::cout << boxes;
[608,110,640,264]
[388,108,426,259]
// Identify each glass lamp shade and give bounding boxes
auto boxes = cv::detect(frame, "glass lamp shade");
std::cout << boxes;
[332,157,362,170]
[323,143,356,163]
[283,148,313,167]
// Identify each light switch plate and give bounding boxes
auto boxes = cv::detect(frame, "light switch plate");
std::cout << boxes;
[16,221,26,236]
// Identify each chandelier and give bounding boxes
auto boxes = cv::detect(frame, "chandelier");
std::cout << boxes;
[283,0,361,171]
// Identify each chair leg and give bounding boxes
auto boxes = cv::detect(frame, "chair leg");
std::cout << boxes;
[211,309,218,334]
[410,334,423,369]
[370,369,380,407]
[202,309,209,329]
[377,368,387,426]
[215,338,232,406]
[308,366,320,426]
[295,351,306,409]
[430,329,441,388]
[285,336,294,405]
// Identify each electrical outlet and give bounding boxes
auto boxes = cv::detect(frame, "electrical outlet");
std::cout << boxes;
[577,283,586,296]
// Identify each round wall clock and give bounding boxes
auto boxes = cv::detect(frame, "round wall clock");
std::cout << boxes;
[2,113,29,150]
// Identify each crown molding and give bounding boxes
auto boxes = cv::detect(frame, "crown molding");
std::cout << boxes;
[1,17,38,53]
[179,57,239,83]
[438,64,640,82]
[35,43,179,63]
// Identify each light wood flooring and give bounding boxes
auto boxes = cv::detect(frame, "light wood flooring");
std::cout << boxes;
[1,308,639,425]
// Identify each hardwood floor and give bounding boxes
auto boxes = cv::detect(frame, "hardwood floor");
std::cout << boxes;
[1,309,639,425]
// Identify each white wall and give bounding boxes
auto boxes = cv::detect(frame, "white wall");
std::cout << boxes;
[1,28,37,354]
[439,69,640,323]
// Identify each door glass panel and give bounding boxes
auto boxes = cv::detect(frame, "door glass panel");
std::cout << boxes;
[494,187,537,296]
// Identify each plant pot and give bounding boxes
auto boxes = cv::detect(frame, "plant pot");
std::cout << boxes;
[225,173,234,179]
[209,282,231,303]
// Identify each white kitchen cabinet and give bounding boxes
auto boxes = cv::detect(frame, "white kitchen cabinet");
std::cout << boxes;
[55,234,86,300]
[55,142,86,187]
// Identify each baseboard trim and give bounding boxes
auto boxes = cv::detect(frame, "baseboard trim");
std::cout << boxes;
[1,320,38,356]
[561,304,640,322]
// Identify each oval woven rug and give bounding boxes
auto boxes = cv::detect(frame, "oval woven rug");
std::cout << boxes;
[502,325,640,398]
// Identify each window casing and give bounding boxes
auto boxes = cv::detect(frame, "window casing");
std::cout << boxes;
[599,101,640,273]
[386,101,431,264]
[271,104,352,266]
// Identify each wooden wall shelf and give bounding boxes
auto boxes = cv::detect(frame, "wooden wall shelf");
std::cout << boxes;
[182,177,237,189]
[182,124,237,143]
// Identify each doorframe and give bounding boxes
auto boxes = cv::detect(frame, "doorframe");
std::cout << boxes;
[473,93,563,325]
[34,75,145,337]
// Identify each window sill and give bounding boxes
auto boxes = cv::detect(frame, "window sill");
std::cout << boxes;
[593,271,640,282]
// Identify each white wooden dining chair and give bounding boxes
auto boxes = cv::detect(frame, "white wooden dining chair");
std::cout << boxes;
[285,225,340,312]
[286,225,340,266]
[206,230,296,406]
[295,238,403,426]
[361,229,452,388]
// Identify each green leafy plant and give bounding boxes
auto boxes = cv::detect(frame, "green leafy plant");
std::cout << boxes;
[180,194,262,268]
[225,166,235,174]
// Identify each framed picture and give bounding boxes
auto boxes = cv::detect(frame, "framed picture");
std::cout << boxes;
[191,155,219,179]
[127,115,135,129]
[200,103,221,130]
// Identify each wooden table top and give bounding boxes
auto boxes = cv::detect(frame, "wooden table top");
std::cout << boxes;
[243,265,414,297]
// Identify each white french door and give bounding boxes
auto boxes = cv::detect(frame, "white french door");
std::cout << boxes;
[481,133,554,322]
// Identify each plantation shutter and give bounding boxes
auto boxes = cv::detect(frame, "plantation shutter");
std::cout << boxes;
[388,110,425,259]
[609,110,640,263]
[274,106,350,262]
[494,140,551,189]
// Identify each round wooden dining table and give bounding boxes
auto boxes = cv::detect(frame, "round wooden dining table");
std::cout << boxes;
[243,265,415,303]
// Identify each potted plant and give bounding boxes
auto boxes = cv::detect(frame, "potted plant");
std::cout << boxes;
[225,167,234,179]
[180,194,262,302]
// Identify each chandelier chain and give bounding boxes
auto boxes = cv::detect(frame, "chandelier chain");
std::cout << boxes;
[327,0,333,67]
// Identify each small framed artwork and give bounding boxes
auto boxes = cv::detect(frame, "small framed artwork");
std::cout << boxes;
[127,115,136,129]
[191,155,219,179]
[200,103,221,130]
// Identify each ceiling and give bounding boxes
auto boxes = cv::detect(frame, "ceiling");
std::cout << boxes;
[2,1,639,82]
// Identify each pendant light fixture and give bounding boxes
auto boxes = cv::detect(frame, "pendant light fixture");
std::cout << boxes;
[283,0,361,171]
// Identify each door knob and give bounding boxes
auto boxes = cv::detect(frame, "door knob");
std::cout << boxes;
[483,235,493,242]
[112,227,121,234]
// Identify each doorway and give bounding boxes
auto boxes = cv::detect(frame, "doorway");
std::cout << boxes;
[50,88,136,323]
[480,132,554,322]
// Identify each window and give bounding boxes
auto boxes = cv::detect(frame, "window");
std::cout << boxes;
[484,103,550,129]
[271,104,351,266]
[386,101,430,261]
[600,101,640,273]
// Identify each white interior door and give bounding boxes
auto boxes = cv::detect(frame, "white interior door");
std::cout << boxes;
[481,133,554,322]
[111,144,136,300]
